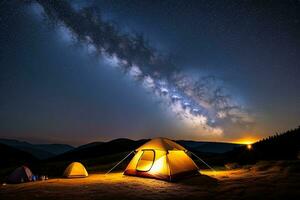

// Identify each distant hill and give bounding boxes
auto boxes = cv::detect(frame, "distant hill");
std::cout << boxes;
[0,137,240,163]
[177,140,241,153]
[50,138,148,161]
[0,139,74,160]
[0,143,37,168]
[34,144,74,155]
[225,126,300,164]
[75,142,104,151]
[49,138,240,163]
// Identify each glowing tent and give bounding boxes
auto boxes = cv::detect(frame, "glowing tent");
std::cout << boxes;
[7,166,33,183]
[63,162,88,178]
[124,138,199,181]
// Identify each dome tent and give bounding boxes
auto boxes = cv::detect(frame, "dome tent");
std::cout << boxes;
[63,162,88,178]
[7,166,33,184]
[124,138,199,181]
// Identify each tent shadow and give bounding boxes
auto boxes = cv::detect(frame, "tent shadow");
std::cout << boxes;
[177,174,218,187]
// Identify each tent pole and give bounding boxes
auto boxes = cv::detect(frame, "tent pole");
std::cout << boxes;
[105,151,134,175]
[166,151,172,182]
[190,151,216,173]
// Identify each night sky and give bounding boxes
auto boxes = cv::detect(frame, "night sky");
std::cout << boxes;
[0,0,299,145]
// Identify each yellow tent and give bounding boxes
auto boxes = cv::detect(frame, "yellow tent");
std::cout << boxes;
[124,138,199,181]
[63,162,88,178]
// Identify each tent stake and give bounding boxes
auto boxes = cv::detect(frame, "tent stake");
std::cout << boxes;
[106,151,134,175]
[190,151,216,173]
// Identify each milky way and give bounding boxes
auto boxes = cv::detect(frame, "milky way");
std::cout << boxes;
[33,0,254,137]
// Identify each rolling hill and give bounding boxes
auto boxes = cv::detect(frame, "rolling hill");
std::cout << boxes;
[177,140,241,153]
[50,138,148,161]
[49,138,240,163]
[0,143,37,168]
[0,137,241,166]
[0,139,74,159]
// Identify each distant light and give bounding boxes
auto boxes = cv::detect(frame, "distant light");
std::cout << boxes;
[247,144,252,150]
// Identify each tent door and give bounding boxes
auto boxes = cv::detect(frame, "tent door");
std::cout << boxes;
[136,150,155,172]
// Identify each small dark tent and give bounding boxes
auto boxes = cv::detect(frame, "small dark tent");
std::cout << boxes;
[7,166,33,183]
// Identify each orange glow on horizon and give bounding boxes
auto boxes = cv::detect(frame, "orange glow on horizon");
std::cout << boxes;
[232,137,258,145]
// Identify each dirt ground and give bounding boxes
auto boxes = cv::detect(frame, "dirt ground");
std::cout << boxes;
[1,161,300,200]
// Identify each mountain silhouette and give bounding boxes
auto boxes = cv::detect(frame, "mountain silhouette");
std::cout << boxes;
[0,139,74,159]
